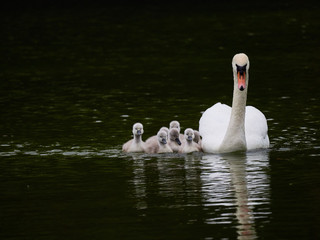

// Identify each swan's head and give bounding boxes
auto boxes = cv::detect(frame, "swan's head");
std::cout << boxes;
[232,53,250,91]
[132,123,144,136]
[169,128,182,145]
[169,120,181,132]
[157,130,168,145]
[184,128,195,142]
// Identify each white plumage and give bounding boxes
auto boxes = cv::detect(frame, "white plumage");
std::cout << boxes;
[199,103,269,153]
[199,53,270,153]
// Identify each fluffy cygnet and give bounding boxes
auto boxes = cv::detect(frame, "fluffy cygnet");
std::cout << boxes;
[169,120,184,140]
[122,123,145,153]
[145,127,169,145]
[169,120,180,132]
[168,128,182,152]
[144,130,173,154]
[179,128,201,153]
[193,130,202,146]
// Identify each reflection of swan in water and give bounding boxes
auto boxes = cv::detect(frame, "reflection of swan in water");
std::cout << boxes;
[226,153,256,239]
[129,148,270,239]
[201,150,270,239]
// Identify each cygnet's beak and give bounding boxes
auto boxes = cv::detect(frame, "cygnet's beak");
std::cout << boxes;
[161,138,167,144]
[187,135,193,141]
[175,138,181,145]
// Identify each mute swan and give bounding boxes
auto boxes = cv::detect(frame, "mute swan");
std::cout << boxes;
[199,53,270,153]
[180,128,201,153]
[144,130,173,153]
[122,123,146,152]
[168,128,182,152]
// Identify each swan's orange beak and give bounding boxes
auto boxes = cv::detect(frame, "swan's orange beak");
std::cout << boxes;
[237,72,246,91]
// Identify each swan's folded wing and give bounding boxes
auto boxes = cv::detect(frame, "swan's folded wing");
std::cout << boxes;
[245,106,270,149]
[199,103,231,152]
[199,103,231,136]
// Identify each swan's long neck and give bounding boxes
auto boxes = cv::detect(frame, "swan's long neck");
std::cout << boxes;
[219,74,248,152]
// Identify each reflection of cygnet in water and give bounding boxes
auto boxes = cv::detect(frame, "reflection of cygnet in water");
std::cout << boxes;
[144,130,173,153]
[122,123,145,153]
[168,128,182,152]
[179,128,201,153]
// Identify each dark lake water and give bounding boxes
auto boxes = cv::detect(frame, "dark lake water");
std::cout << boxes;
[1,2,320,239]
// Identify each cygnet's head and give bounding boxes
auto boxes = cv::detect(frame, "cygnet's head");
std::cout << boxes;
[232,53,250,91]
[169,128,182,145]
[184,128,195,142]
[157,130,168,145]
[132,123,144,136]
[169,120,180,132]
[159,127,169,135]
[193,130,201,144]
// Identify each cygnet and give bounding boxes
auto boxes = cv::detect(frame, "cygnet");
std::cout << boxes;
[193,130,202,147]
[179,128,201,153]
[145,127,169,145]
[169,120,180,132]
[122,123,145,153]
[169,120,184,140]
[144,129,173,153]
[168,128,182,152]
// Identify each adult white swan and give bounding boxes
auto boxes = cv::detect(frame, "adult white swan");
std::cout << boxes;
[199,53,269,153]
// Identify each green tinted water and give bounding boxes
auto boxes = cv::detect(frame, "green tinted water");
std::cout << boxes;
[1,2,320,239]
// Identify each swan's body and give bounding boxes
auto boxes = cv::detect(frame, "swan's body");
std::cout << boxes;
[144,130,173,153]
[180,128,201,153]
[122,123,146,153]
[199,53,269,153]
[168,128,182,152]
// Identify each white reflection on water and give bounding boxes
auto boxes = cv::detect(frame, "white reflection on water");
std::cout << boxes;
[201,151,270,240]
